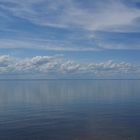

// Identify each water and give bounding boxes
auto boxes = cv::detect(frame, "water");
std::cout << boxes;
[0,80,140,140]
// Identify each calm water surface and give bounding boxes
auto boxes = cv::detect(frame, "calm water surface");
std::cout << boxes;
[0,80,140,140]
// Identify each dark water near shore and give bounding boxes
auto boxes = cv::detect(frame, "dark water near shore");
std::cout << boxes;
[0,80,140,140]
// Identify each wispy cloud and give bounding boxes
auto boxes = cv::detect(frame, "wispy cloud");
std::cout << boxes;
[93,31,140,50]
[0,38,99,51]
[0,0,140,51]
[0,0,140,79]
[0,0,140,31]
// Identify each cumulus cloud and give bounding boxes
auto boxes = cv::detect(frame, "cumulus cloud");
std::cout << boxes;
[60,61,80,73]
[0,55,139,78]
[87,60,137,77]
[0,55,11,66]
[0,55,14,73]
[13,55,61,73]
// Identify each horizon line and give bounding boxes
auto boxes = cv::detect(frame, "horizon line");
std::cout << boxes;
[0,78,140,81]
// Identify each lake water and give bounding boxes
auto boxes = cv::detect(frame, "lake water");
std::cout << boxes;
[0,80,140,140]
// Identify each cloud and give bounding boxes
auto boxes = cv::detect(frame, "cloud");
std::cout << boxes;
[0,0,140,51]
[0,55,139,79]
[0,38,99,51]
[93,31,140,50]
[0,0,140,31]
[13,55,61,73]
[87,60,137,76]
[0,55,14,73]
[0,55,11,66]
[60,61,80,73]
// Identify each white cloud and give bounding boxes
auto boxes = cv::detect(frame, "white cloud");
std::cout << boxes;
[13,55,61,73]
[0,0,140,51]
[0,55,139,78]
[0,55,14,73]
[87,60,137,76]
[60,61,80,73]
[0,38,99,51]
[0,55,11,66]
[0,0,140,32]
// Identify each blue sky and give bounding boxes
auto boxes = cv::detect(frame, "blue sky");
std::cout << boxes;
[0,0,140,79]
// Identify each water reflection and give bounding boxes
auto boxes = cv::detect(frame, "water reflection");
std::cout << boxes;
[0,80,140,140]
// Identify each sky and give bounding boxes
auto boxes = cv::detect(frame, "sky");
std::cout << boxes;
[0,0,140,79]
